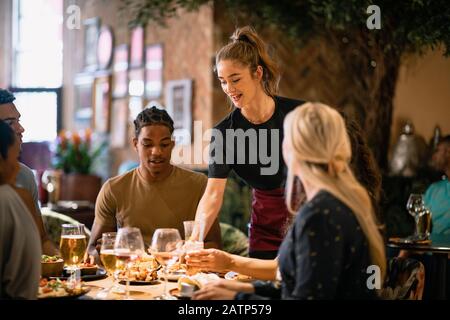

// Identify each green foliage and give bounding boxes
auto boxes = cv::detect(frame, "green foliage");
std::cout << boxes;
[120,0,450,56]
[119,0,209,27]
[52,129,106,175]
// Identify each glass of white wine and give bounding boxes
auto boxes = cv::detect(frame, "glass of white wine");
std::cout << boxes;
[97,232,124,299]
[150,228,184,300]
[114,227,145,300]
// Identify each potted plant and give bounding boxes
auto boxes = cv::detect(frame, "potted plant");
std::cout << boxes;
[50,129,106,203]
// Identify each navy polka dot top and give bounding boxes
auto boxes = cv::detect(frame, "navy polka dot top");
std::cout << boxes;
[278,190,378,299]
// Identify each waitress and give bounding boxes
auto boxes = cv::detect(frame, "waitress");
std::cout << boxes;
[194,26,304,259]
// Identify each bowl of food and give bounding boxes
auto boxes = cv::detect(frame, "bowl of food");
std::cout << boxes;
[79,262,98,276]
[41,255,64,278]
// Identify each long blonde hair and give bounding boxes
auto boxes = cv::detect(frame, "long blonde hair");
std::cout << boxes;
[284,102,386,282]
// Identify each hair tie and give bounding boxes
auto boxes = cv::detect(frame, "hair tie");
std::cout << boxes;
[328,158,346,177]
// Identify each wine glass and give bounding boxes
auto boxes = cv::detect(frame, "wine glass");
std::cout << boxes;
[150,228,184,300]
[406,194,425,240]
[96,232,124,299]
[114,227,145,300]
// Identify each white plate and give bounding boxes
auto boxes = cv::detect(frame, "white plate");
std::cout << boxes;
[158,269,186,281]
[224,271,253,282]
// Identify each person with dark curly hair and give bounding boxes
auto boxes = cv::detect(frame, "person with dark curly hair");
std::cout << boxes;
[0,120,41,299]
[87,106,221,262]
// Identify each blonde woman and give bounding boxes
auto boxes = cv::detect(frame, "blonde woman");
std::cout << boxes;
[192,103,386,300]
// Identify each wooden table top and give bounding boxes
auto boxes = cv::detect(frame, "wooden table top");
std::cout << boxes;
[84,275,179,300]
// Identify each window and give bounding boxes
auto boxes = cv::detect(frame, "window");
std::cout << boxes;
[11,0,63,143]
[13,0,63,88]
[11,89,60,142]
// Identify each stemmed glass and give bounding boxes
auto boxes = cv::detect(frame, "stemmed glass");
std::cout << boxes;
[59,224,87,287]
[406,193,425,240]
[114,227,145,300]
[96,232,124,299]
[150,228,184,300]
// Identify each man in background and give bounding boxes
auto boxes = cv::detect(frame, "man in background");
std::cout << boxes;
[0,88,58,255]
[424,135,450,236]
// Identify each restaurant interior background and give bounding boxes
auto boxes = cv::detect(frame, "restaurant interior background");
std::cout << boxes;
[0,0,449,237]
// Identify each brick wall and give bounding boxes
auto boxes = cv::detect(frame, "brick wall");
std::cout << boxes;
[63,0,215,175]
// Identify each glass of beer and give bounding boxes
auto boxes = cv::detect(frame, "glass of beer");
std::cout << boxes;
[150,228,184,300]
[416,207,432,240]
[114,227,145,300]
[60,224,87,269]
[60,224,87,287]
[406,194,426,240]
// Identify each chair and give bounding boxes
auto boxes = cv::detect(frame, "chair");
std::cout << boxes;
[380,257,425,300]
[220,222,249,257]
[41,208,91,246]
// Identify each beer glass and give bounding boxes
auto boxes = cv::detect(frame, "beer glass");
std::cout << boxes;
[60,224,87,269]
[416,207,432,240]
[150,228,183,300]
[114,227,145,300]
[60,224,87,287]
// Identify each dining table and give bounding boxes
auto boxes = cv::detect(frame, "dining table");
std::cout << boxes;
[387,234,450,300]
[82,275,179,300]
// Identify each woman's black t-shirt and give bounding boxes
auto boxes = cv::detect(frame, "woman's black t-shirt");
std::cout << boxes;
[208,96,304,190]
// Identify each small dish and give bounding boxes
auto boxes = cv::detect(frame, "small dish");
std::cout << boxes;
[224,271,253,282]
[169,288,191,300]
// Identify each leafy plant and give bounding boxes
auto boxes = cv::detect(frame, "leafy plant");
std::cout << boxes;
[52,129,106,174]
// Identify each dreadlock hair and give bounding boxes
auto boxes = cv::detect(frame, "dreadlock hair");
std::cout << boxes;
[133,106,174,138]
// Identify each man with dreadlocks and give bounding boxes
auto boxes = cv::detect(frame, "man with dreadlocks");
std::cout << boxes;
[87,106,221,261]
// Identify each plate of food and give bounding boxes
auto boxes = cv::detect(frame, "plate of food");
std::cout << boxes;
[117,259,159,285]
[224,271,253,282]
[158,263,187,281]
[158,269,186,281]
[38,278,90,299]
[177,272,221,290]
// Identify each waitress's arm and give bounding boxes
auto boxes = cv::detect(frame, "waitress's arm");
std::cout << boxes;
[194,178,227,240]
